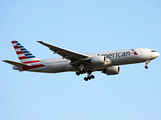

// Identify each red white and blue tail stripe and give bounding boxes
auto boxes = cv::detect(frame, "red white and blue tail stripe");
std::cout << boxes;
[12,41,40,64]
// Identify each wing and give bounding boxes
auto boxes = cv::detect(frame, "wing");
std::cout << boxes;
[3,60,31,67]
[37,41,90,61]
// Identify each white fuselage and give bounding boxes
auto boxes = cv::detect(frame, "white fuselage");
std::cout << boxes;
[14,48,159,73]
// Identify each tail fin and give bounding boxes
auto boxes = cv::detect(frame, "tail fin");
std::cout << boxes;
[11,41,40,64]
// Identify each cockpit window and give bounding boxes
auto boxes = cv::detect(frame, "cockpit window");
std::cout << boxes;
[151,50,157,52]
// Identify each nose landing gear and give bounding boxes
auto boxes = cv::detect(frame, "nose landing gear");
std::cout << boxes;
[145,60,150,69]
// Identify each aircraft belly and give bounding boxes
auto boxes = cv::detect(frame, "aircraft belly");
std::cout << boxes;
[47,62,70,73]
[23,65,49,73]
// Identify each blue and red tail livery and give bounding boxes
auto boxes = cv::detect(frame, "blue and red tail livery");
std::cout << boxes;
[11,41,40,64]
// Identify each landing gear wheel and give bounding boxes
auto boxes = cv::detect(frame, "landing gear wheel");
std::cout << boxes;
[76,71,80,76]
[88,76,91,80]
[84,77,88,81]
[91,75,95,79]
[145,66,148,69]
[80,71,83,74]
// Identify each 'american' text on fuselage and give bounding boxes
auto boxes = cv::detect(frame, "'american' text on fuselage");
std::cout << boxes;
[101,51,131,59]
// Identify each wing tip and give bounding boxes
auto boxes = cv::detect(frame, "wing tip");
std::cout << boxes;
[3,60,8,62]
[37,41,43,43]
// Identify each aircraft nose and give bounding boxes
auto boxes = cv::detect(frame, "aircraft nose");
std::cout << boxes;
[156,52,160,57]
[152,52,160,59]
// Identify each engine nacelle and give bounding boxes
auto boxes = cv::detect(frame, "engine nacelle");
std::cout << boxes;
[103,66,120,75]
[90,56,106,64]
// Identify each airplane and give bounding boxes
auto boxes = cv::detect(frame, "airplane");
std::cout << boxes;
[3,41,160,81]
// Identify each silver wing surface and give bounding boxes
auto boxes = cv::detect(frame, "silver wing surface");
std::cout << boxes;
[37,41,90,62]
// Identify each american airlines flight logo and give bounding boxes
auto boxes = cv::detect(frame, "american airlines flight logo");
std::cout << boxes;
[131,49,138,55]
[101,49,138,59]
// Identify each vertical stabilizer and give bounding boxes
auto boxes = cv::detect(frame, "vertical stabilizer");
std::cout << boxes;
[11,41,40,64]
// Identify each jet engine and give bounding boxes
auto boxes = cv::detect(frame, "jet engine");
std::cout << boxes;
[90,56,106,64]
[103,66,120,75]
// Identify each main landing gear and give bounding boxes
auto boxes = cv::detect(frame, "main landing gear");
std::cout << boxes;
[84,75,95,81]
[76,70,95,81]
[76,70,86,76]
[145,60,150,69]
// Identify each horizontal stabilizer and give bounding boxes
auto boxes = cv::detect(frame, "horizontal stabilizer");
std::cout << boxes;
[3,60,31,67]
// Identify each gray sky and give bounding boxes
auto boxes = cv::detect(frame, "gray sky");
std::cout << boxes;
[1,0,161,120]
